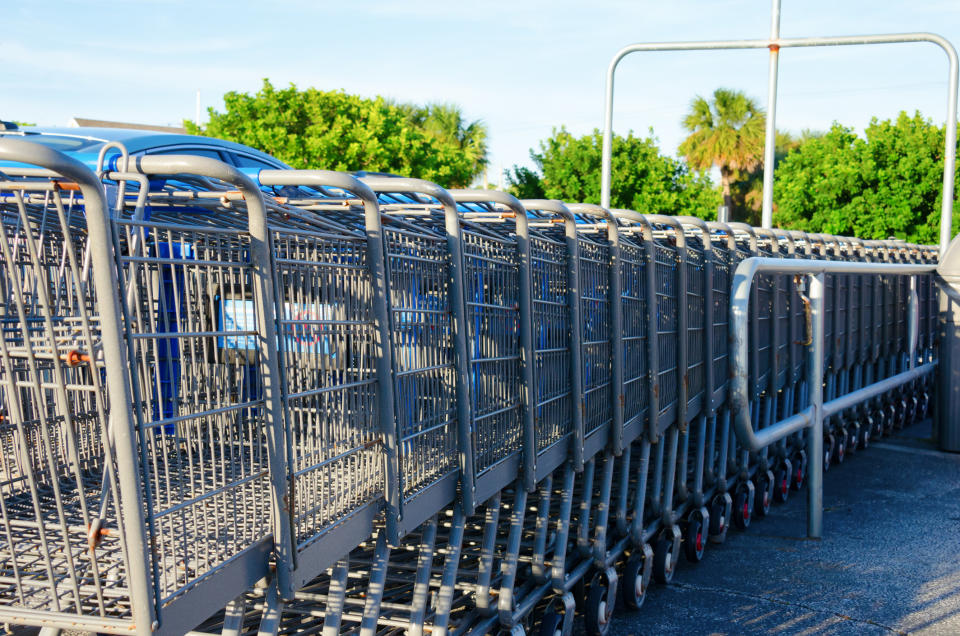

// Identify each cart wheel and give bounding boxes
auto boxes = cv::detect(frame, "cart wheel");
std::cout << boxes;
[573,577,588,611]
[619,548,651,610]
[653,526,681,583]
[823,433,834,472]
[773,459,790,504]
[538,611,563,636]
[834,429,846,464]
[919,391,930,420]
[860,416,872,449]
[708,492,731,544]
[886,403,898,432]
[790,451,806,492]
[871,408,885,437]
[754,470,773,518]
[683,510,707,563]
[847,422,860,455]
[584,576,614,636]
[732,481,753,530]
[906,395,918,425]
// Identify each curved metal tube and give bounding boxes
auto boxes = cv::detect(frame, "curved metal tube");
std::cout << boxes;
[706,221,737,252]
[729,256,936,453]
[600,31,957,256]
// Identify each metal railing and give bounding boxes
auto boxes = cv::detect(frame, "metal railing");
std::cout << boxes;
[729,257,938,537]
[598,0,958,254]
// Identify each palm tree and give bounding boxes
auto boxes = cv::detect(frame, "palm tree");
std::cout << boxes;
[679,88,766,214]
[420,103,489,181]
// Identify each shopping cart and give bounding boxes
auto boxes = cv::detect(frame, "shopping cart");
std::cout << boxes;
[0,142,290,635]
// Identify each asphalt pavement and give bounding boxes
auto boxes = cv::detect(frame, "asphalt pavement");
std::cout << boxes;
[607,420,960,635]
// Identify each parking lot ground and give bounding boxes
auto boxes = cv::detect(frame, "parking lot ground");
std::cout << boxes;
[608,420,960,635]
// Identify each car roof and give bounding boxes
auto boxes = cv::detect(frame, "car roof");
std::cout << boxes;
[0,126,290,167]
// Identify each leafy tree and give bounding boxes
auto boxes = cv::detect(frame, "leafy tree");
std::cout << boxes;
[410,102,488,180]
[731,129,822,225]
[679,88,766,214]
[773,111,959,243]
[509,127,720,217]
[185,79,488,187]
[506,165,545,199]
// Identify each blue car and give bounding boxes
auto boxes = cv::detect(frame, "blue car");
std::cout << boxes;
[0,122,290,171]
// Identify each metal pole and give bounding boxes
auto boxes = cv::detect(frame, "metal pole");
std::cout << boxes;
[600,32,959,255]
[761,0,781,229]
[909,276,919,370]
[942,49,959,257]
[601,59,616,210]
[807,273,825,539]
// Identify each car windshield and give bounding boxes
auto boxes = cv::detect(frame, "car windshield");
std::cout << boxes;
[2,133,104,153]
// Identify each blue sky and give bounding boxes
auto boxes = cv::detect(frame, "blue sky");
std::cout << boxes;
[4,1,959,185]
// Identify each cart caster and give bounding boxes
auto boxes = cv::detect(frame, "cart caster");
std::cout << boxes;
[708,492,731,544]
[539,593,575,636]
[790,451,806,492]
[684,507,708,563]
[872,408,885,437]
[653,526,681,584]
[538,612,563,636]
[834,429,846,464]
[754,470,773,518]
[847,421,860,455]
[823,433,834,472]
[906,395,918,425]
[918,391,930,420]
[860,416,872,449]
[886,402,898,431]
[732,481,754,530]
[774,459,791,504]
[619,544,653,610]
[584,568,617,636]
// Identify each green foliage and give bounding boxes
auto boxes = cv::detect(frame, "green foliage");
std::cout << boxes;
[773,111,959,243]
[506,165,545,199]
[511,127,719,217]
[186,79,488,187]
[729,130,821,225]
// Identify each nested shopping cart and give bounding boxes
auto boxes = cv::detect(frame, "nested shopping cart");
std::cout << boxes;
[0,142,292,635]
[448,189,536,501]
[568,203,623,459]
[249,170,401,593]
[672,216,714,564]
[448,189,539,632]
[725,223,761,530]
[358,176,473,534]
